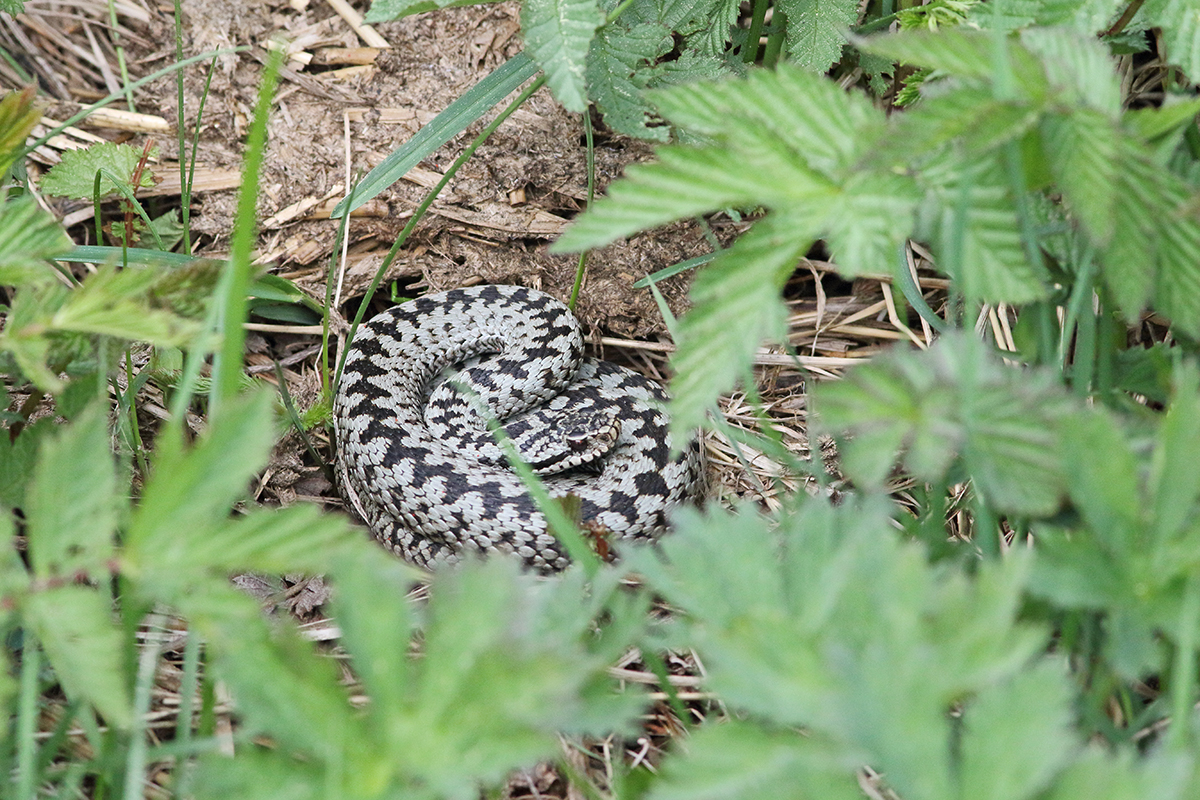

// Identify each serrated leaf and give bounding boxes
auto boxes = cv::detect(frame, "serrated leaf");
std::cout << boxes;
[1148,367,1200,545]
[776,0,859,73]
[126,391,277,581]
[1059,407,1142,554]
[586,24,674,140]
[1040,110,1118,243]
[553,145,769,251]
[958,661,1076,800]
[0,418,53,511]
[631,499,1046,800]
[859,27,1015,80]
[0,86,39,177]
[651,63,884,176]
[1019,27,1121,115]
[816,334,1071,515]
[24,586,131,728]
[649,721,864,800]
[51,264,200,344]
[1138,0,1200,83]
[1041,747,1191,800]
[522,0,602,112]
[669,211,814,439]
[922,155,1047,304]
[400,560,646,796]
[39,141,157,200]
[822,170,919,276]
[886,82,1040,157]
[1099,140,1161,320]
[25,406,118,581]
[0,194,73,284]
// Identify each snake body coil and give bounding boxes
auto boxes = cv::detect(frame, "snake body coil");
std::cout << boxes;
[334,285,703,571]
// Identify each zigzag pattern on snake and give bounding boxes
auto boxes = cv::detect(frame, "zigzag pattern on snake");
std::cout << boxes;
[333,284,704,572]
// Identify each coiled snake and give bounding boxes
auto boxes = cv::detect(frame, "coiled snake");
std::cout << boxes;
[333,285,703,571]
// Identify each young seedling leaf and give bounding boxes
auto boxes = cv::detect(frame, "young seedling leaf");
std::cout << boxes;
[39,141,157,200]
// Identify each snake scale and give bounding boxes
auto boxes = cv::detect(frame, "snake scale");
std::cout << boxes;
[333,285,704,572]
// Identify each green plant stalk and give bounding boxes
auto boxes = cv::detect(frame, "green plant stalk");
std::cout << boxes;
[324,177,361,400]
[98,167,167,251]
[744,0,770,62]
[336,74,548,389]
[122,350,151,479]
[170,630,202,800]
[174,0,187,250]
[568,111,596,311]
[21,48,242,159]
[1168,575,1200,750]
[15,634,40,800]
[105,0,135,112]
[123,618,164,800]
[210,47,282,420]
[762,11,787,67]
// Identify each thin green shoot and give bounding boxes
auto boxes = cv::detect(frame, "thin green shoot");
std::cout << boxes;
[122,616,164,800]
[170,629,202,800]
[762,12,787,67]
[631,252,717,288]
[96,167,167,251]
[209,46,282,421]
[568,111,596,311]
[105,0,135,112]
[894,244,948,333]
[336,75,548,389]
[324,176,362,399]
[744,0,769,63]
[15,634,40,800]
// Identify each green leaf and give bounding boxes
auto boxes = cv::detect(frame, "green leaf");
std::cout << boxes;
[329,546,420,742]
[125,391,277,584]
[25,406,118,581]
[1137,0,1200,83]
[651,63,884,176]
[1019,27,1121,115]
[51,264,200,344]
[0,86,40,177]
[921,155,1047,304]
[332,53,540,217]
[776,0,859,73]
[817,334,1071,515]
[631,499,1047,800]
[1098,141,1161,320]
[958,660,1076,800]
[521,0,602,112]
[585,24,673,141]
[553,144,774,251]
[1040,109,1118,243]
[0,418,53,511]
[39,141,157,200]
[822,170,920,276]
[398,560,647,796]
[24,586,131,728]
[1041,746,1192,800]
[1148,366,1200,544]
[0,195,72,285]
[648,721,864,800]
[859,27,1017,80]
[669,211,813,439]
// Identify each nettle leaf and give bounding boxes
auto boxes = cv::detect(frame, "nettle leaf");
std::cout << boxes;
[522,0,603,112]
[586,24,674,140]
[958,661,1076,800]
[631,499,1048,800]
[24,586,131,729]
[393,560,646,796]
[669,211,815,438]
[1019,26,1121,115]
[52,264,200,345]
[0,195,73,285]
[25,406,118,581]
[1136,0,1200,83]
[776,0,860,73]
[1040,110,1118,244]
[39,141,157,200]
[649,720,864,800]
[919,154,1047,304]
[816,334,1072,515]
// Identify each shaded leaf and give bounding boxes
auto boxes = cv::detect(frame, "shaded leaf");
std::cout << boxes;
[586,24,673,140]
[522,0,602,112]
[776,0,859,73]
[25,406,118,581]
[24,586,131,728]
[0,195,72,285]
